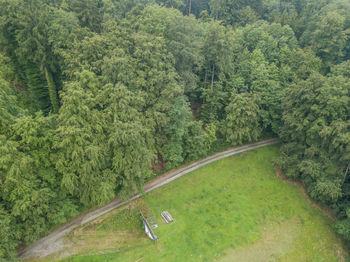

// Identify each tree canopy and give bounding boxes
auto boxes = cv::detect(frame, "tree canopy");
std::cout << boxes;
[0,0,349,259]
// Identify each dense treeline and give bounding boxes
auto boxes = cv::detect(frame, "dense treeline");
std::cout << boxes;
[0,0,349,259]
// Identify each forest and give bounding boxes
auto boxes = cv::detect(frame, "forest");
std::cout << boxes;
[0,0,349,260]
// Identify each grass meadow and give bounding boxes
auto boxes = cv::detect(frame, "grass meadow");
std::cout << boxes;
[31,146,348,262]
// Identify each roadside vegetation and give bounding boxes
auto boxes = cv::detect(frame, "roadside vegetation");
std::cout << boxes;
[30,147,348,262]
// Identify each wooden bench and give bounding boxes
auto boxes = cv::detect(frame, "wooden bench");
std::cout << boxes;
[161,211,174,223]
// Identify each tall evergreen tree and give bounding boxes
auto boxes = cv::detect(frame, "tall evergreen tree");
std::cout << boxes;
[224,91,261,144]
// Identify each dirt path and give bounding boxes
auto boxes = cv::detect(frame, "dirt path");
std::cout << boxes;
[19,138,278,260]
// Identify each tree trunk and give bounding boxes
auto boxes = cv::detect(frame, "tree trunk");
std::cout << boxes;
[343,162,350,185]
[45,67,59,113]
[189,0,191,15]
[211,64,215,90]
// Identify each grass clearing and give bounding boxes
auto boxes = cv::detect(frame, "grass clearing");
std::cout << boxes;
[30,146,348,262]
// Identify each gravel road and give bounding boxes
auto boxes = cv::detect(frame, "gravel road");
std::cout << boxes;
[19,138,278,260]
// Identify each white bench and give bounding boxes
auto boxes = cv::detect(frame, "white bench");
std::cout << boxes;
[161,211,174,223]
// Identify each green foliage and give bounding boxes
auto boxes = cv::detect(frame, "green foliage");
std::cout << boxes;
[0,111,80,256]
[56,71,111,205]
[65,0,103,32]
[56,71,154,203]
[24,64,50,112]
[155,0,186,13]
[183,119,207,162]
[209,0,262,25]
[277,71,350,204]
[129,5,204,96]
[155,0,209,17]
[203,122,217,151]
[105,84,154,198]
[45,67,59,113]
[200,21,232,123]
[335,218,350,242]
[162,96,192,169]
[0,0,60,112]
[0,77,22,134]
[0,207,20,261]
[1,0,350,258]
[224,92,262,144]
[189,0,210,17]
[301,10,348,67]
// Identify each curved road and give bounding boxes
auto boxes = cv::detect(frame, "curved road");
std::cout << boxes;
[19,138,278,260]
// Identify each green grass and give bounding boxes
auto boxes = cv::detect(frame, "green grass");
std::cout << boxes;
[58,146,347,262]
